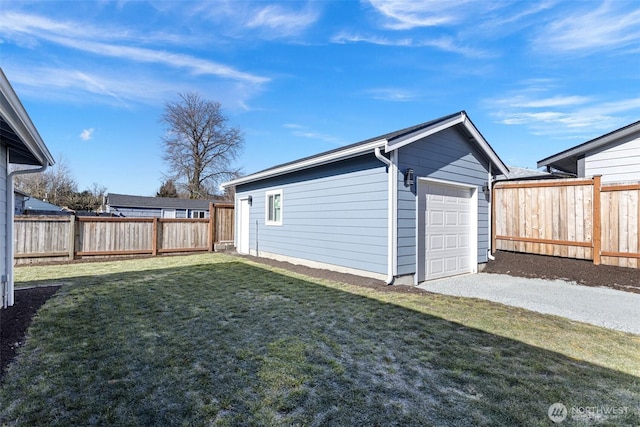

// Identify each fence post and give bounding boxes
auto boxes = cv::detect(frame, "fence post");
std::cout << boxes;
[152,217,158,256]
[208,202,215,252]
[68,215,76,261]
[592,175,602,265]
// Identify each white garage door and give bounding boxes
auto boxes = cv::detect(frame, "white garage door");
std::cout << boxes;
[424,183,471,280]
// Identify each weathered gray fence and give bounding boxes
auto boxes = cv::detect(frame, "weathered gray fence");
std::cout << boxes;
[14,203,234,264]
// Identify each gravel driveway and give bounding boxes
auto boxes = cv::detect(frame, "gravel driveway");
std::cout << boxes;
[418,273,640,335]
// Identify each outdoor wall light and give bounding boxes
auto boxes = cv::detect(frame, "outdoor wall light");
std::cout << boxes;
[247,195,253,206]
[404,168,415,187]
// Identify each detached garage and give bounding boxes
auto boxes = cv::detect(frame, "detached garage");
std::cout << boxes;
[223,111,508,285]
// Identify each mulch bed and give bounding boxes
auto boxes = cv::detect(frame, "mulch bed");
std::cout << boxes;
[483,251,640,294]
[1,286,60,382]
[1,251,638,380]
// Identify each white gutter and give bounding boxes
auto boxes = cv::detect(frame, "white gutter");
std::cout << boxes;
[487,162,495,261]
[374,147,395,285]
[3,159,48,307]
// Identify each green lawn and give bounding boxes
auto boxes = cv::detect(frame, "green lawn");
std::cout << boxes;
[2,253,639,426]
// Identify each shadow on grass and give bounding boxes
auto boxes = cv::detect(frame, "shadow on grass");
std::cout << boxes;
[3,260,639,426]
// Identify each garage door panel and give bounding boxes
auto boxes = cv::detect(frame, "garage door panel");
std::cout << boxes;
[430,210,444,226]
[445,211,459,225]
[445,234,458,249]
[460,212,470,225]
[429,235,444,250]
[429,259,444,275]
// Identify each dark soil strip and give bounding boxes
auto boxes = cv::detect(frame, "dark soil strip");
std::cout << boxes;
[0,286,60,382]
[483,251,640,294]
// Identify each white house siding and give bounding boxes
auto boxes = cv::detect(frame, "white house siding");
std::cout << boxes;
[396,127,492,276]
[584,134,640,183]
[235,155,389,275]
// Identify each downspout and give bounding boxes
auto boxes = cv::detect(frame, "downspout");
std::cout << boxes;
[3,156,48,308]
[487,162,495,261]
[374,147,395,285]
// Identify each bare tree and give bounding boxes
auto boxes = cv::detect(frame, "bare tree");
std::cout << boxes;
[14,157,77,207]
[161,92,244,199]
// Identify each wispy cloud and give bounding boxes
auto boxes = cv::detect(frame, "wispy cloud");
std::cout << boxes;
[365,88,418,102]
[80,128,95,141]
[50,36,268,84]
[496,95,592,109]
[0,11,196,46]
[0,11,269,84]
[488,85,640,138]
[331,32,488,57]
[283,123,344,145]
[534,1,640,53]
[367,0,479,29]
[246,4,319,38]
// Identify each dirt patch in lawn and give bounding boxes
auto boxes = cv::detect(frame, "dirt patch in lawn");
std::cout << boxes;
[1,286,60,382]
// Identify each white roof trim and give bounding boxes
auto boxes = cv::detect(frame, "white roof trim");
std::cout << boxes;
[223,139,386,187]
[461,114,509,176]
[0,68,55,166]
[538,121,640,168]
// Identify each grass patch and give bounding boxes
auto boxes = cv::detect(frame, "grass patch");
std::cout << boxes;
[2,253,639,425]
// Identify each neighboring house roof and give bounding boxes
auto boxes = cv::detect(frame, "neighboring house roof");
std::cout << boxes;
[537,120,640,174]
[0,68,55,167]
[24,197,65,212]
[107,193,218,210]
[496,166,555,181]
[223,111,509,187]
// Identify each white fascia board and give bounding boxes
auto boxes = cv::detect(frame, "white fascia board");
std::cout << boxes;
[537,121,640,168]
[385,113,464,153]
[0,70,55,166]
[223,138,387,188]
[461,114,509,176]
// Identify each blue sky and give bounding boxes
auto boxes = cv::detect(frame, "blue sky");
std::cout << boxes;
[1,0,639,196]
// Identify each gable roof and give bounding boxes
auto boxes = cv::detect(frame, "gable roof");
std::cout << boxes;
[0,68,55,167]
[537,120,640,174]
[223,111,508,188]
[107,193,218,210]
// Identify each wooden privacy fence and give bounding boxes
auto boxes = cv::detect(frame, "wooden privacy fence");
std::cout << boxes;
[14,203,234,265]
[493,176,640,268]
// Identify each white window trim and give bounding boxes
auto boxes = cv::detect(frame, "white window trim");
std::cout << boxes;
[265,189,283,226]
[189,210,207,219]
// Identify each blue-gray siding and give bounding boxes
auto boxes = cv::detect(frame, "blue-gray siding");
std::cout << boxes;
[396,127,492,276]
[236,155,389,274]
[109,207,209,219]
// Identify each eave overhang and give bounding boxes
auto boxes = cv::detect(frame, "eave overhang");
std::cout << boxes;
[0,68,55,167]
